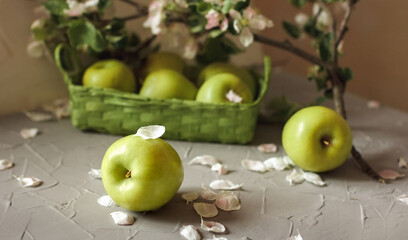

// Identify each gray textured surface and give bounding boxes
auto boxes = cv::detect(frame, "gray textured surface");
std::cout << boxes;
[1,72,408,239]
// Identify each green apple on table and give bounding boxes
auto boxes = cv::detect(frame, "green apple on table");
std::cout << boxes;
[139,69,198,100]
[82,59,136,92]
[142,52,185,77]
[195,73,253,104]
[282,106,353,172]
[101,126,184,212]
[197,62,257,96]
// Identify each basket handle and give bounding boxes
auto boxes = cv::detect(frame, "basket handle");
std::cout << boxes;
[54,43,83,85]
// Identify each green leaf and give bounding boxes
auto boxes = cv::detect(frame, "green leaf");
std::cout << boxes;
[106,35,128,49]
[338,67,354,82]
[222,0,233,14]
[303,17,323,38]
[282,21,301,39]
[43,0,69,16]
[98,0,111,12]
[104,18,125,33]
[319,33,333,62]
[288,0,307,8]
[188,14,207,33]
[234,0,250,12]
[196,2,212,14]
[68,20,106,52]
[195,37,241,65]
[209,29,224,38]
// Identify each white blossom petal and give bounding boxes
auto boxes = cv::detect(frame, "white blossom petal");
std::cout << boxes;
[0,159,14,171]
[379,169,405,180]
[135,125,165,139]
[24,111,54,122]
[263,156,294,171]
[239,27,254,47]
[97,195,118,207]
[209,180,243,190]
[249,15,273,30]
[286,169,305,185]
[13,175,42,187]
[182,192,199,204]
[211,163,228,175]
[229,9,242,20]
[225,90,243,103]
[215,191,241,211]
[201,185,218,201]
[201,219,226,233]
[396,194,408,205]
[27,41,45,58]
[88,168,102,179]
[20,128,40,139]
[302,171,326,186]
[193,202,218,218]
[189,155,219,166]
[241,159,268,173]
[398,157,407,169]
[257,143,277,153]
[180,225,201,240]
[295,13,308,26]
[110,211,135,225]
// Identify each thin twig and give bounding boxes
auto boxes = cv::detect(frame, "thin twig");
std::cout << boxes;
[119,13,147,21]
[336,0,355,51]
[351,146,385,183]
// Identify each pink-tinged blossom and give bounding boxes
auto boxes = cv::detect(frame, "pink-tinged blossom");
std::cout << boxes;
[205,9,229,31]
[143,0,166,35]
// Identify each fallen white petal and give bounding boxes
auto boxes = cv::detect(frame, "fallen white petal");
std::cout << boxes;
[97,195,118,207]
[189,155,219,166]
[193,202,218,218]
[209,180,243,190]
[215,191,241,211]
[201,219,226,233]
[211,163,228,175]
[201,185,217,201]
[182,192,199,204]
[398,157,407,169]
[0,159,14,170]
[42,98,70,119]
[379,169,405,180]
[13,175,42,187]
[135,125,165,139]
[257,143,278,153]
[288,230,303,240]
[24,111,54,122]
[302,171,326,186]
[88,168,102,179]
[396,194,408,205]
[225,90,243,103]
[241,159,268,173]
[264,156,294,171]
[208,236,228,240]
[20,128,40,139]
[180,225,201,240]
[286,169,305,185]
[110,211,134,225]
[367,100,380,109]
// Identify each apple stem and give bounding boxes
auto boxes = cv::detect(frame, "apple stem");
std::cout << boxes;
[125,170,132,178]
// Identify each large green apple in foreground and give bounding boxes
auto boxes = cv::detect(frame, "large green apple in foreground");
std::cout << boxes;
[197,62,257,96]
[282,106,352,172]
[196,73,253,104]
[139,69,197,100]
[101,126,184,212]
[82,59,136,92]
[142,52,185,77]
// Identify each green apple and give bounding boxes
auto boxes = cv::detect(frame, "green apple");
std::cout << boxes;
[82,59,136,92]
[142,52,185,77]
[101,132,184,211]
[139,69,197,100]
[197,62,257,96]
[195,73,253,104]
[282,106,352,172]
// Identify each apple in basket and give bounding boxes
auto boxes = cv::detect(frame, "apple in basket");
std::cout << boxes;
[142,51,186,77]
[101,125,184,212]
[82,59,136,92]
[282,106,353,172]
[195,73,253,104]
[139,69,198,100]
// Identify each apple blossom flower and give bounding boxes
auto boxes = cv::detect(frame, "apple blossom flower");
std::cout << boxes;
[229,7,273,47]
[205,10,229,31]
[64,0,99,17]
[157,23,199,59]
[143,0,167,34]
[312,3,332,27]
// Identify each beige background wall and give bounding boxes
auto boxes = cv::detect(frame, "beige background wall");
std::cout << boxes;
[0,0,406,115]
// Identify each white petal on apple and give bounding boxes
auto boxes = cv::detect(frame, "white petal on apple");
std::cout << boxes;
[180,225,201,240]
[24,111,54,122]
[396,194,408,205]
[193,202,218,218]
[286,169,305,185]
[241,159,268,173]
[134,125,165,139]
[201,185,218,201]
[0,159,14,171]
[302,171,326,186]
[257,143,278,153]
[263,156,295,171]
[88,168,102,179]
[225,89,243,103]
[209,180,243,190]
[211,163,228,175]
[215,191,241,211]
[398,157,407,169]
[13,175,42,187]
[201,219,226,233]
[189,155,219,166]
[182,191,199,204]
[379,169,405,180]
[288,230,303,240]
[20,128,40,139]
[97,195,118,207]
[110,211,135,225]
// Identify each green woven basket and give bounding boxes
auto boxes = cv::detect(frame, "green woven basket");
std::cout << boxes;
[54,44,271,144]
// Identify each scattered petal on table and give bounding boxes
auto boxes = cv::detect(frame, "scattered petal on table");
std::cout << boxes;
[135,125,165,139]
[286,169,305,185]
[110,211,134,225]
[211,163,228,175]
[379,169,405,180]
[180,225,201,240]
[13,175,42,187]
[207,236,228,240]
[0,159,14,170]
[88,168,102,179]
[97,195,118,207]
[398,157,407,169]
[367,100,380,109]
[24,111,54,122]
[302,171,326,186]
[201,219,226,233]
[42,98,70,119]
[20,128,40,139]
[189,155,219,166]
[193,202,218,218]
[396,194,408,205]
[257,143,277,153]
[182,191,199,204]
[209,180,243,190]
[288,230,303,240]
[264,156,294,171]
[241,159,268,173]
[215,191,241,211]
[201,185,217,201]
